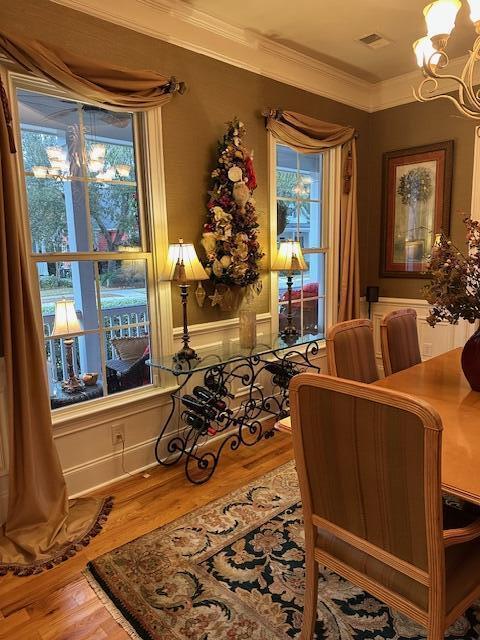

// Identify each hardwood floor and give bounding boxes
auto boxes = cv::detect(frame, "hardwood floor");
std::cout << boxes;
[0,430,293,640]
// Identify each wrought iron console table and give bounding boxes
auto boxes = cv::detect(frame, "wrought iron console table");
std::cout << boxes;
[148,332,322,484]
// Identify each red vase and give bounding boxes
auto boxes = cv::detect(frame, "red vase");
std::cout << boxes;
[461,327,480,391]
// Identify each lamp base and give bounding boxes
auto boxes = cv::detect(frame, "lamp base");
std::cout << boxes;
[61,376,85,393]
[174,345,200,363]
[280,324,299,346]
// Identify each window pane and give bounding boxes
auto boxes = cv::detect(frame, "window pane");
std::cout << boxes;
[37,261,99,334]
[302,253,325,296]
[276,145,297,199]
[47,333,104,410]
[25,175,70,252]
[277,199,296,241]
[301,201,322,249]
[299,153,322,200]
[99,260,151,394]
[303,298,325,337]
[105,334,151,395]
[98,259,148,325]
[89,182,140,252]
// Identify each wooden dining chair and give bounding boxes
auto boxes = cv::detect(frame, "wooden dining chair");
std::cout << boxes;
[326,318,379,382]
[381,308,421,377]
[289,373,480,640]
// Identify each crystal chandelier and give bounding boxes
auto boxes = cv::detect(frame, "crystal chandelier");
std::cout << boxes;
[413,0,480,118]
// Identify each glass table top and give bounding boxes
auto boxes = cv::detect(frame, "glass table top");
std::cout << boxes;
[147,332,324,375]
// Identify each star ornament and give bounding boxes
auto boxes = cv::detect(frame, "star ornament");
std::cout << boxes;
[209,288,223,307]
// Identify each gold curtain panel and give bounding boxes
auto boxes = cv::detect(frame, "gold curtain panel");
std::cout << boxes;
[0,30,182,575]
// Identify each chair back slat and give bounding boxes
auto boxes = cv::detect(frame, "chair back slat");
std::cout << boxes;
[381,308,421,377]
[327,319,378,383]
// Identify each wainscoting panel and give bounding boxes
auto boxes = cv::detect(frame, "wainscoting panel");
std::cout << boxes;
[369,297,477,375]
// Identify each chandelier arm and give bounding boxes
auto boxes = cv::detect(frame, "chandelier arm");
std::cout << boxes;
[419,49,480,109]
[422,64,475,98]
[459,45,480,111]
[414,86,480,119]
[417,57,480,117]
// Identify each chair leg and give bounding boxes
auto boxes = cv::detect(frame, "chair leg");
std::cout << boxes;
[426,627,444,640]
[427,585,445,640]
[301,528,318,640]
[427,613,445,640]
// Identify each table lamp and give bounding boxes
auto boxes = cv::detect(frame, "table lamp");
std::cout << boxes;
[164,239,208,361]
[51,298,84,393]
[271,239,307,340]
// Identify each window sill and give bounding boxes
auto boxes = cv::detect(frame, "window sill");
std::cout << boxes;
[51,382,178,430]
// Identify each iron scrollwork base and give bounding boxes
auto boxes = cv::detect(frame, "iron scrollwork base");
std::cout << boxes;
[154,339,321,484]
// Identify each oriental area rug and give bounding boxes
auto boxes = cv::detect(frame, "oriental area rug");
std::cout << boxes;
[85,462,480,640]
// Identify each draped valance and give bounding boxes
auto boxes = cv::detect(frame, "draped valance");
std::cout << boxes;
[264,108,355,152]
[264,109,360,321]
[0,31,185,152]
[0,32,184,110]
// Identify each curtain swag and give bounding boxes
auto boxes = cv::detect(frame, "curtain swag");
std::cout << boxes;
[264,108,360,321]
[0,32,185,113]
[0,31,183,576]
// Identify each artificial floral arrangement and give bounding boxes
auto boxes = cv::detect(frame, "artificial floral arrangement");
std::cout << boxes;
[423,217,480,390]
[423,217,480,327]
[201,118,264,309]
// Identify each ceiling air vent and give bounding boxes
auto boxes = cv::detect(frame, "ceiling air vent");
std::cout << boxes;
[357,33,392,49]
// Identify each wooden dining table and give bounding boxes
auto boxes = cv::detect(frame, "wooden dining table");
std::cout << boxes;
[277,348,480,505]
[374,348,480,506]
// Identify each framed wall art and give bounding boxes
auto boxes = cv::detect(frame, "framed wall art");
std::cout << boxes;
[380,140,453,278]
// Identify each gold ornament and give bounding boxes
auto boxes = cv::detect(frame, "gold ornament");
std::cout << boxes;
[209,288,223,307]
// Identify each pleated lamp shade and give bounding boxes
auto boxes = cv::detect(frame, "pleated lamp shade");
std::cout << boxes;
[51,299,82,336]
[163,239,208,282]
[271,240,307,272]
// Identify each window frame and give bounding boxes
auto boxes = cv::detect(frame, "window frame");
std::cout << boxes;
[6,68,174,421]
[268,133,341,339]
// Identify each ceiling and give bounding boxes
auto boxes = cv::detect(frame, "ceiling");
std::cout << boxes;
[182,0,476,82]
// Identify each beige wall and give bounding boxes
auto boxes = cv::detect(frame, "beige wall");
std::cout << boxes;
[367,98,477,299]
[0,0,371,328]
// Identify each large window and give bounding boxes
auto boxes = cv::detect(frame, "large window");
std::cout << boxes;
[15,87,154,410]
[275,143,335,337]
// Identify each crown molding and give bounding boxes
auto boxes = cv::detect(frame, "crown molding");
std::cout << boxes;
[48,0,374,111]
[46,0,476,114]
